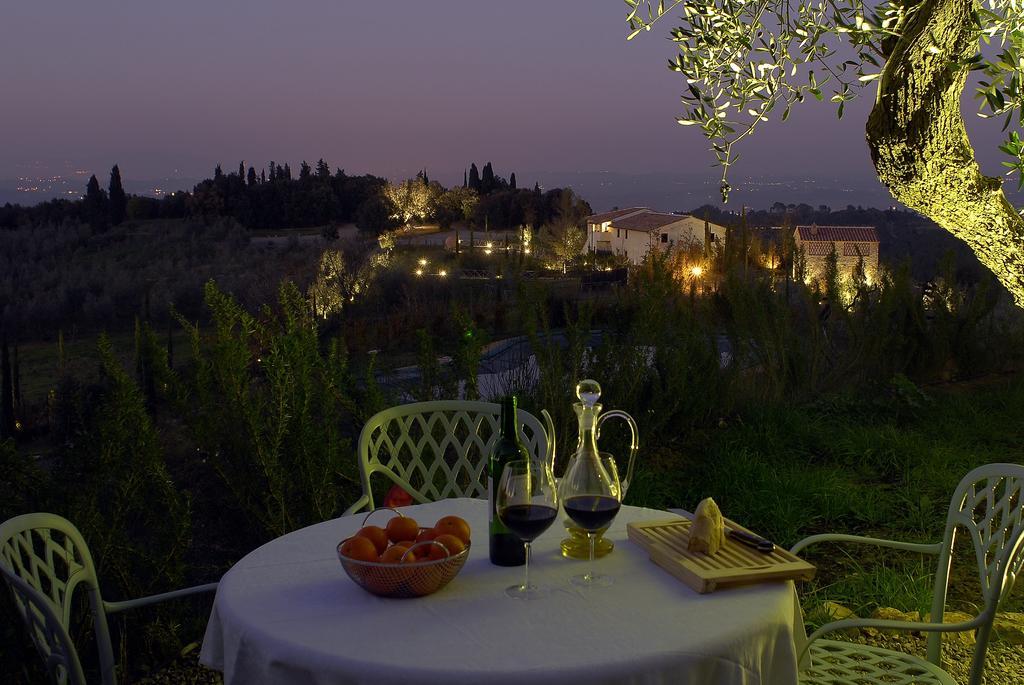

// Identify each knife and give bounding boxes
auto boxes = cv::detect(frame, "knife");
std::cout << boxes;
[727,528,775,554]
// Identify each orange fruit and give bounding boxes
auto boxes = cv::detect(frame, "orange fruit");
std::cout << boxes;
[386,515,420,543]
[380,543,417,564]
[339,536,379,563]
[420,540,450,561]
[433,533,466,556]
[434,516,471,545]
[355,525,389,555]
[414,528,438,544]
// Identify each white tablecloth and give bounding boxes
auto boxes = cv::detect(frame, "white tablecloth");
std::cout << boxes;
[201,498,805,685]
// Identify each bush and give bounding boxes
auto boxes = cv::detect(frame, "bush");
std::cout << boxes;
[177,280,369,539]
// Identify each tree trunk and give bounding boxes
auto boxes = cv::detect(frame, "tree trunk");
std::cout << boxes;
[866,0,1024,306]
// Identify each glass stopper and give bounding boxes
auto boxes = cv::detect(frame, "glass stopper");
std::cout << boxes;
[575,379,602,407]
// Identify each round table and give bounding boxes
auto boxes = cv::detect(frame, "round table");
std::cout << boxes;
[201,498,805,685]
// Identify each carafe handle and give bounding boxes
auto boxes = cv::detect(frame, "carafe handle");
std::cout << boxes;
[540,408,557,473]
[595,410,639,495]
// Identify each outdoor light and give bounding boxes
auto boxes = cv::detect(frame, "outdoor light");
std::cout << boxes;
[415,268,423,276]
[439,269,448,277]
[524,248,531,254]
[691,266,703,278]
[486,242,493,249]
[485,248,493,255]
[418,258,428,267]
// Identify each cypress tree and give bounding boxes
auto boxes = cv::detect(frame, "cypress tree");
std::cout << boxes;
[84,175,109,231]
[468,163,481,191]
[109,165,127,225]
[247,166,257,186]
[481,162,494,193]
[463,169,467,188]
[238,161,245,178]
[214,164,223,180]
[509,172,517,190]
[260,169,266,184]
[268,161,277,182]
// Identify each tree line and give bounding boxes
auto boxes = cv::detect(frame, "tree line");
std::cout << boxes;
[0,159,590,238]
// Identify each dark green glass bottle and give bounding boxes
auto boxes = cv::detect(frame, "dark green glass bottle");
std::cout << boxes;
[489,396,528,566]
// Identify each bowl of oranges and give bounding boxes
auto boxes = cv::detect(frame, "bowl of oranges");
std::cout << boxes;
[337,508,472,598]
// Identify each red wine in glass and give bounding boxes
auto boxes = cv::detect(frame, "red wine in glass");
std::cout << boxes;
[497,460,558,599]
[500,504,558,542]
[563,496,621,532]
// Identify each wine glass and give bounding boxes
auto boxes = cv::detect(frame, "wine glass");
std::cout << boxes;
[497,459,559,599]
[559,451,622,588]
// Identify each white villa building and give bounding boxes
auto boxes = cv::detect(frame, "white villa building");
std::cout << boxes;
[585,207,727,265]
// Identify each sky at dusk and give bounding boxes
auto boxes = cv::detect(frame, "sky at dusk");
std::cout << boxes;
[0,1,1014,198]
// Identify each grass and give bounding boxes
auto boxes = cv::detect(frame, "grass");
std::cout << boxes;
[14,329,194,406]
[626,375,1024,625]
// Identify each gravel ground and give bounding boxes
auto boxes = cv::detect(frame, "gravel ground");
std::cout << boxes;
[835,632,1024,685]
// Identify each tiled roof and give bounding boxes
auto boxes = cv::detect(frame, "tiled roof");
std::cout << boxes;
[586,207,648,224]
[612,211,689,232]
[796,225,878,242]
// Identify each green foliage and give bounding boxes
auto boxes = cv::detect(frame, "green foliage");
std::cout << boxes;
[178,280,364,539]
[452,307,486,400]
[355,194,400,236]
[625,0,1024,196]
[413,329,447,401]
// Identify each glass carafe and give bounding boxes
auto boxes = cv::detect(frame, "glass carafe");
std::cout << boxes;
[542,379,639,559]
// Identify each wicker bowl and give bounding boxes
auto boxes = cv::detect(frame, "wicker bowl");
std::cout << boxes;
[337,538,471,598]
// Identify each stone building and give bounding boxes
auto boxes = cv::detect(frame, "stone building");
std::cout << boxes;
[794,225,880,285]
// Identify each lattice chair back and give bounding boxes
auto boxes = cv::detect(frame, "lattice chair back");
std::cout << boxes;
[927,463,1024,683]
[347,400,549,514]
[0,513,116,685]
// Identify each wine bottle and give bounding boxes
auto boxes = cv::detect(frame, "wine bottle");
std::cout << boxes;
[489,396,528,566]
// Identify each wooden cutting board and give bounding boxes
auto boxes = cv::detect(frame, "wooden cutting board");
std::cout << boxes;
[627,518,815,593]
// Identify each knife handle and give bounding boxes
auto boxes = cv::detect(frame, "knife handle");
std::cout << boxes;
[727,529,775,554]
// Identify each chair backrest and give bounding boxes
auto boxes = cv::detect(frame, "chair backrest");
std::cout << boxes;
[356,400,549,510]
[0,563,87,685]
[0,513,116,685]
[927,463,1024,685]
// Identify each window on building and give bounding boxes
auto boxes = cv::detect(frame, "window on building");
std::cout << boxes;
[661,233,668,243]
[806,242,833,256]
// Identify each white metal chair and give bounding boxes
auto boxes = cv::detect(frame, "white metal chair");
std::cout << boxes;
[344,400,548,514]
[0,512,218,685]
[792,463,1024,685]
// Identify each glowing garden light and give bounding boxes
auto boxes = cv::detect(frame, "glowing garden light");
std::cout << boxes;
[690,266,704,278]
